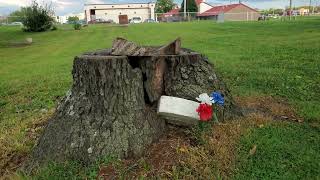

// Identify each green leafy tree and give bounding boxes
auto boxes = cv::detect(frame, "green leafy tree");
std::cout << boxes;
[180,0,198,13]
[67,16,79,24]
[8,9,26,22]
[262,8,285,15]
[155,0,175,13]
[21,0,54,32]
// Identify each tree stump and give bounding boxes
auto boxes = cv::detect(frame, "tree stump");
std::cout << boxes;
[26,38,241,170]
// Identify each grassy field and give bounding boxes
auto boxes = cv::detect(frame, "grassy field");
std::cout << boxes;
[0,17,319,178]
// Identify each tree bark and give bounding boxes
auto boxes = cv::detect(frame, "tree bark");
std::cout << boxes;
[26,38,241,170]
[26,55,166,169]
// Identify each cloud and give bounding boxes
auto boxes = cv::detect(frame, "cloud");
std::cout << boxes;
[0,0,29,7]
[86,0,105,3]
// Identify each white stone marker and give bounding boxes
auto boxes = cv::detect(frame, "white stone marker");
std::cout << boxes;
[157,96,200,126]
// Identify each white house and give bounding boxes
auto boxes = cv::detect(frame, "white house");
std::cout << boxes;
[197,0,213,13]
[84,2,155,24]
[55,12,85,24]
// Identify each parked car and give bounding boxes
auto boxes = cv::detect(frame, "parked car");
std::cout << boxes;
[267,14,279,19]
[89,18,114,24]
[130,17,142,24]
[144,19,156,23]
[9,22,23,26]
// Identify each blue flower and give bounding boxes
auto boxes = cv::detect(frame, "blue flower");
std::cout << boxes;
[211,92,224,106]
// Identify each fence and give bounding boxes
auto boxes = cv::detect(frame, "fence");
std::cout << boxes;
[1,12,320,25]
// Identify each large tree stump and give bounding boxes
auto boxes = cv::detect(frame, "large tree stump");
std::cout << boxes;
[26,38,241,170]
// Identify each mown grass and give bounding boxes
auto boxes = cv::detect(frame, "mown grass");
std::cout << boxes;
[235,122,320,180]
[0,17,319,178]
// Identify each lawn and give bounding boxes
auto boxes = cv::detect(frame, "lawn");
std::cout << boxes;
[0,17,319,178]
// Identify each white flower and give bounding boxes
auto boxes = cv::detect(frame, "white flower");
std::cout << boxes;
[196,93,213,105]
[87,147,93,154]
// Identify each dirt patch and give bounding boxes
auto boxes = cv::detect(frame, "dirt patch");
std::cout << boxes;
[236,96,303,123]
[96,127,191,179]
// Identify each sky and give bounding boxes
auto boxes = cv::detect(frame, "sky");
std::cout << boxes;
[0,0,316,16]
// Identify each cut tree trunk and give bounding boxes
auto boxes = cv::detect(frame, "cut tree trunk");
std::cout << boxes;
[25,38,241,170]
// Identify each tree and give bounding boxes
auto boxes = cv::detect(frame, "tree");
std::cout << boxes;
[155,0,175,13]
[21,0,54,32]
[180,0,198,13]
[261,8,285,15]
[25,38,241,170]
[8,9,25,23]
[67,16,79,24]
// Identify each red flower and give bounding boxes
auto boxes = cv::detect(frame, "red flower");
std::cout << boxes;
[196,103,212,121]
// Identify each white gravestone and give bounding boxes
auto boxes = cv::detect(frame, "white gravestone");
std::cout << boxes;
[157,96,200,126]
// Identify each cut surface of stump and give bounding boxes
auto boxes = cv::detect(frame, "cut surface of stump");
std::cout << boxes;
[25,38,241,170]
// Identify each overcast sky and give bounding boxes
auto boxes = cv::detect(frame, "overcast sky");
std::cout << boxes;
[0,0,316,15]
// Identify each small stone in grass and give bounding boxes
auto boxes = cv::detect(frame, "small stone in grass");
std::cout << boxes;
[249,145,257,155]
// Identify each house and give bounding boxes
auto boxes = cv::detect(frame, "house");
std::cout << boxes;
[55,13,85,24]
[161,8,181,22]
[197,3,260,21]
[196,0,213,13]
[84,2,155,24]
[163,8,180,17]
[299,8,309,15]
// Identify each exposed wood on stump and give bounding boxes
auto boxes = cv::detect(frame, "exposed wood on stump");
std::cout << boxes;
[111,37,181,56]
[26,38,241,171]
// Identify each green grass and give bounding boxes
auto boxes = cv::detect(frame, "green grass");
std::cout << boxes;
[235,122,320,180]
[17,155,117,179]
[0,17,319,178]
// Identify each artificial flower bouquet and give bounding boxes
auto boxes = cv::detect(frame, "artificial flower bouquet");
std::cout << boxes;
[196,92,224,122]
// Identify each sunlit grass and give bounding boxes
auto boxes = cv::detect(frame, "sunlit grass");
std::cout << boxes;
[0,17,319,178]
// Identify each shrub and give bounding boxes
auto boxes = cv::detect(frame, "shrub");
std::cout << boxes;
[51,25,58,31]
[21,0,54,32]
[67,16,79,24]
[73,23,81,30]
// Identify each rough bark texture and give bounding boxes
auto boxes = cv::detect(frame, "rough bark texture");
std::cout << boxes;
[26,38,241,170]
[26,55,166,170]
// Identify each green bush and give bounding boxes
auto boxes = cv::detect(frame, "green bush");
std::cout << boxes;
[51,25,58,31]
[68,16,79,24]
[22,0,54,32]
[73,23,81,30]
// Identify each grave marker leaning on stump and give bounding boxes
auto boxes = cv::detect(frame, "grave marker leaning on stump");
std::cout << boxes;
[24,38,241,171]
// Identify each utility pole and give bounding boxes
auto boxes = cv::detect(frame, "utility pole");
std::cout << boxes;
[289,0,292,20]
[309,0,312,15]
[184,0,186,18]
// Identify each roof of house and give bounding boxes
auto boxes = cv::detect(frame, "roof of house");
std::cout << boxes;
[196,0,203,5]
[197,3,258,16]
[84,2,154,6]
[163,8,180,16]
